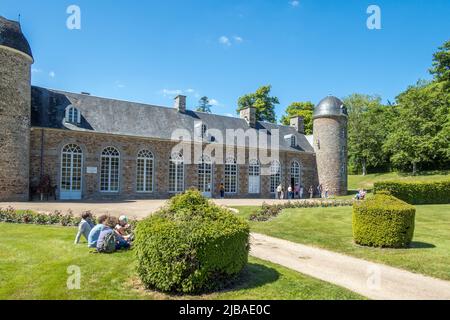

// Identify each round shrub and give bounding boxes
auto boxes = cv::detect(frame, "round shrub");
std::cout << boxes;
[134,190,250,294]
[352,194,416,248]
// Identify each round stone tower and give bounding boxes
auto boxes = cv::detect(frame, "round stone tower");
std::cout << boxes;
[0,16,33,201]
[313,96,348,196]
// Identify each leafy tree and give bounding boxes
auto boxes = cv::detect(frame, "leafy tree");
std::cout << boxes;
[430,39,450,87]
[383,81,450,174]
[196,96,212,113]
[343,94,391,175]
[280,102,314,135]
[237,85,279,123]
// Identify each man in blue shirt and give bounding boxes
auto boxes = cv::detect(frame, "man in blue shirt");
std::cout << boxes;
[88,215,108,248]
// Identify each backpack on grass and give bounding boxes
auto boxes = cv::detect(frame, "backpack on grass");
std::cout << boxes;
[98,232,116,254]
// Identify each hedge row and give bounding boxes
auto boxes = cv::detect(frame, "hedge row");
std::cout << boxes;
[352,194,416,248]
[0,207,137,227]
[250,199,355,222]
[374,180,450,204]
[0,207,82,226]
[135,190,250,294]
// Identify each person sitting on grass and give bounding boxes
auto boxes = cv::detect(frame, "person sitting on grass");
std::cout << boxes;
[97,216,130,253]
[87,214,108,248]
[115,215,133,242]
[74,211,95,245]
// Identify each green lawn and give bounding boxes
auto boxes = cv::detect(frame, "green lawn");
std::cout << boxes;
[0,223,363,300]
[235,204,450,281]
[348,170,449,192]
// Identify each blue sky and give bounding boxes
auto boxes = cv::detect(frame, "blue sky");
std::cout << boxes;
[2,0,449,120]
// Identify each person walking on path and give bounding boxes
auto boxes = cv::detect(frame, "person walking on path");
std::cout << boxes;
[309,186,314,199]
[317,184,323,198]
[325,186,329,199]
[300,185,304,199]
[219,183,225,199]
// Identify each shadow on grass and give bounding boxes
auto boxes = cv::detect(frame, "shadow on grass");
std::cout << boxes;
[220,262,280,293]
[409,241,436,249]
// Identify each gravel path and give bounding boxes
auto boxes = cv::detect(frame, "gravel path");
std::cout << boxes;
[250,233,450,300]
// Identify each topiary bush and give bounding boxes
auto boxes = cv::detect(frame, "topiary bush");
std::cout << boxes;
[352,194,416,248]
[374,180,450,205]
[134,189,250,294]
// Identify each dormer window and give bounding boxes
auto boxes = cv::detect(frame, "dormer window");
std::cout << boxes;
[65,106,81,124]
[201,124,208,139]
[291,135,297,148]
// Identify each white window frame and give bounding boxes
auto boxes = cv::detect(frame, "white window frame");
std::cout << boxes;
[100,147,120,193]
[169,152,184,193]
[60,144,83,193]
[291,161,301,187]
[225,157,238,194]
[65,106,81,124]
[198,155,213,193]
[136,150,154,193]
[248,159,261,194]
[291,135,297,147]
[270,160,282,194]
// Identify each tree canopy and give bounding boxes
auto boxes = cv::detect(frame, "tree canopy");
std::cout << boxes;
[196,96,212,113]
[280,102,314,135]
[237,85,279,123]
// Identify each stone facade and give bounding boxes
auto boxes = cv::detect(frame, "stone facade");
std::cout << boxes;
[29,128,319,200]
[0,46,32,201]
[313,116,348,196]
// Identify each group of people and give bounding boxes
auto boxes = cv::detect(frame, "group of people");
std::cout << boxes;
[355,189,367,200]
[276,183,330,200]
[74,211,133,253]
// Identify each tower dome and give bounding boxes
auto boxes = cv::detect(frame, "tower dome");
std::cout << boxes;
[313,96,347,119]
[0,16,33,59]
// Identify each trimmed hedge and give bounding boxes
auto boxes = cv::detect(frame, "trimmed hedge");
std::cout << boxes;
[134,190,250,294]
[374,180,450,205]
[352,194,416,248]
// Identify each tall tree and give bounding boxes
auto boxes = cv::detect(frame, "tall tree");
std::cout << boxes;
[280,102,314,135]
[430,39,450,87]
[383,81,449,174]
[196,96,212,113]
[343,94,390,176]
[237,85,279,123]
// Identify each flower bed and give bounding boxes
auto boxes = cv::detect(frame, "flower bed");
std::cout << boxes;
[250,200,355,222]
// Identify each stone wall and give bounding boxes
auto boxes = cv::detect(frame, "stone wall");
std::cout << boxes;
[29,128,319,200]
[0,47,32,201]
[313,116,348,196]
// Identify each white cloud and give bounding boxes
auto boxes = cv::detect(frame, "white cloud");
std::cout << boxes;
[209,99,220,106]
[161,89,183,97]
[289,1,300,7]
[49,71,56,78]
[219,36,231,46]
[32,68,42,74]
[233,36,244,43]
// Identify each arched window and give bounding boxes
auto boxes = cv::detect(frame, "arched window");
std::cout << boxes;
[169,152,184,193]
[100,147,120,192]
[65,106,81,124]
[136,150,154,193]
[248,159,260,194]
[291,161,301,187]
[198,155,212,195]
[270,160,282,193]
[225,157,237,194]
[60,144,83,199]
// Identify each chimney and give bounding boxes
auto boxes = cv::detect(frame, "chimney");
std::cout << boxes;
[240,107,257,128]
[174,95,186,113]
[290,116,305,134]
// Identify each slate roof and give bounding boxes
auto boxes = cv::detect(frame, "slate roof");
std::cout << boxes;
[0,16,33,58]
[30,86,314,153]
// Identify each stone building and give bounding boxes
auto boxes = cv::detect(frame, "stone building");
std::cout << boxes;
[0,16,348,201]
